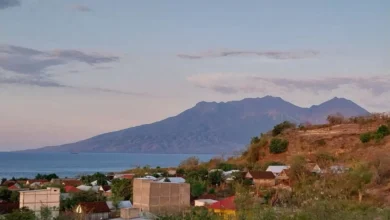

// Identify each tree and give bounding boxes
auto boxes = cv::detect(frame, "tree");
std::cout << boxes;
[269,138,289,154]
[179,156,200,169]
[0,187,12,201]
[35,173,58,181]
[40,206,53,220]
[111,178,132,201]
[4,208,36,220]
[10,191,20,203]
[360,132,372,143]
[208,170,223,186]
[1,178,7,185]
[250,136,260,144]
[187,179,206,198]
[347,164,373,202]
[61,190,106,211]
[80,172,108,186]
[377,125,390,136]
[272,121,295,136]
[327,113,344,125]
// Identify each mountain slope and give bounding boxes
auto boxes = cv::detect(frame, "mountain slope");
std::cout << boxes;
[28,96,369,154]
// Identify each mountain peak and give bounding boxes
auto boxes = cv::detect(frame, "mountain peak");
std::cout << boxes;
[28,96,369,154]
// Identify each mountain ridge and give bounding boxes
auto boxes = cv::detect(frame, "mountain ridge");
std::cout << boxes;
[24,96,370,154]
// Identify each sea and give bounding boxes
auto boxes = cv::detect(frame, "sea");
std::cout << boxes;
[0,152,216,179]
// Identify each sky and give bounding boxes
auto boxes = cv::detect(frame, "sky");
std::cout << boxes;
[0,0,389,150]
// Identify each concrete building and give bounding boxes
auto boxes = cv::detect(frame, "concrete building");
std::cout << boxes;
[19,187,60,218]
[133,178,190,214]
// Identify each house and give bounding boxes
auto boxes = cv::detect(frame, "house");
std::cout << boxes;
[25,179,49,186]
[194,199,218,207]
[266,166,290,176]
[0,202,19,214]
[75,202,110,220]
[77,185,99,192]
[305,163,322,174]
[208,196,236,219]
[61,179,82,187]
[8,183,21,190]
[1,180,17,187]
[99,185,112,197]
[245,171,276,187]
[64,185,80,193]
[132,178,190,214]
[19,187,60,218]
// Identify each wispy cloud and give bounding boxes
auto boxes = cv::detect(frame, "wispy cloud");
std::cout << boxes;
[178,49,319,60]
[0,44,119,76]
[0,73,153,97]
[71,4,92,12]
[187,73,390,111]
[0,0,20,10]
[0,44,151,97]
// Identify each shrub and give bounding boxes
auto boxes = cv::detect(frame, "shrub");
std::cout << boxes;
[269,138,289,154]
[272,121,295,136]
[360,132,372,143]
[315,139,326,146]
[377,125,390,136]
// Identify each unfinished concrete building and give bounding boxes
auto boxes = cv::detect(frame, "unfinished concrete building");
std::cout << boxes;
[19,187,60,218]
[133,178,190,214]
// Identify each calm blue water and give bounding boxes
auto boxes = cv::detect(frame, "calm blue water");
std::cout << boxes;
[0,152,215,179]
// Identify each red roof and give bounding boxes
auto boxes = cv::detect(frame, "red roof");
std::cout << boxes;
[78,202,110,213]
[1,181,16,187]
[8,183,20,190]
[100,185,111,192]
[62,179,82,186]
[65,185,80,193]
[27,179,49,184]
[121,174,134,180]
[208,196,236,210]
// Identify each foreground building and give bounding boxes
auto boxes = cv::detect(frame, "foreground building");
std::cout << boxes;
[132,178,190,214]
[19,187,60,218]
[75,202,110,220]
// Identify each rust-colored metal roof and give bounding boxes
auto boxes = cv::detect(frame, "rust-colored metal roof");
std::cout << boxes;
[78,202,110,213]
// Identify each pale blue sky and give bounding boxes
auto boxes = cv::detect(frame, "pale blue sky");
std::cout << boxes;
[0,0,389,150]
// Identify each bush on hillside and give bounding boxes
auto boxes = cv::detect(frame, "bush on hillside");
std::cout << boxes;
[327,113,345,125]
[269,138,289,154]
[272,121,296,136]
[377,125,390,136]
[360,132,372,143]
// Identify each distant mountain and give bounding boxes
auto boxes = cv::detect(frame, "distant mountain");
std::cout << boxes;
[26,96,369,154]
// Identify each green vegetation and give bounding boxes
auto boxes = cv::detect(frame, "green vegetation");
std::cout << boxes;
[80,172,108,186]
[272,121,295,136]
[60,190,106,211]
[111,178,132,201]
[0,188,19,202]
[360,132,372,143]
[35,173,58,181]
[269,138,289,154]
[359,125,390,143]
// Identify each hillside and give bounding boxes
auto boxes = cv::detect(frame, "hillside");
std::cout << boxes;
[236,116,390,165]
[26,96,369,154]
